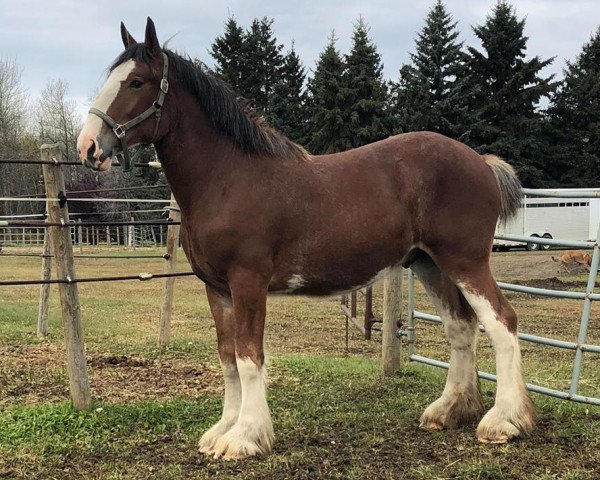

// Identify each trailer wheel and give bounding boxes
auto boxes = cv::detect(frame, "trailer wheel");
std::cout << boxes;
[541,233,552,251]
[527,234,541,251]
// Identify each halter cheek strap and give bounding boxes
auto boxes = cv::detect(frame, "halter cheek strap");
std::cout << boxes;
[88,52,169,172]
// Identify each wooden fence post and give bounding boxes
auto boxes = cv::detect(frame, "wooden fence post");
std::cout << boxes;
[158,194,181,349]
[41,144,91,410]
[37,231,52,339]
[382,267,403,375]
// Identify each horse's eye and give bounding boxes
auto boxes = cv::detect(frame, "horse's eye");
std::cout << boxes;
[129,80,143,89]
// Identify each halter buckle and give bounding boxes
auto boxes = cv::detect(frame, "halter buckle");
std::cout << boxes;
[160,78,169,94]
[114,125,126,138]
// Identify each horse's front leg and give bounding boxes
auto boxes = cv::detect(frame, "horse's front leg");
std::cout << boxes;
[212,267,274,460]
[199,286,241,455]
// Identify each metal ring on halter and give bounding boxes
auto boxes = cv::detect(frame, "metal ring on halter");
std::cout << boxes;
[88,52,169,172]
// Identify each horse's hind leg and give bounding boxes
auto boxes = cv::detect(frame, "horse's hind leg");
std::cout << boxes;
[411,254,484,429]
[453,263,536,443]
[198,286,241,455]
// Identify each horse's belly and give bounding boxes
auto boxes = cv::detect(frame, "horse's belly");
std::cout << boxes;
[268,265,390,297]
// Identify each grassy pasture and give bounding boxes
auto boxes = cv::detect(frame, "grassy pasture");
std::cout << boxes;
[0,248,599,479]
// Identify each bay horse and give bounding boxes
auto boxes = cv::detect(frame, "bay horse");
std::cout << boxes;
[77,18,535,459]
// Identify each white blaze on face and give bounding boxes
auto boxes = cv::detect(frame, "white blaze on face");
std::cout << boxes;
[77,60,135,163]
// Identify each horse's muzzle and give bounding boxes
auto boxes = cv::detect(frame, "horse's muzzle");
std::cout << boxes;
[83,156,113,172]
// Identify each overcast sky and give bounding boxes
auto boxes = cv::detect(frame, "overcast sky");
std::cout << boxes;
[2,0,599,119]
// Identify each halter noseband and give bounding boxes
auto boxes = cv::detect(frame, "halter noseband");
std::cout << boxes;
[88,52,169,172]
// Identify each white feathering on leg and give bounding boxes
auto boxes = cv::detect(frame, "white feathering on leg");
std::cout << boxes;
[212,357,274,460]
[199,362,241,454]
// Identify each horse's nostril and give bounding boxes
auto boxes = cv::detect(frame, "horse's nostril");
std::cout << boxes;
[86,141,96,159]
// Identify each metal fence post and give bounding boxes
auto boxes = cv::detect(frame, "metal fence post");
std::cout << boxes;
[569,220,600,396]
[407,269,416,358]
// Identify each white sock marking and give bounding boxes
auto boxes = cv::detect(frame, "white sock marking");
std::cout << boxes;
[221,362,242,422]
[457,287,525,412]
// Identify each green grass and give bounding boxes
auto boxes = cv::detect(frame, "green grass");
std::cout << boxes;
[1,248,599,479]
[1,355,599,479]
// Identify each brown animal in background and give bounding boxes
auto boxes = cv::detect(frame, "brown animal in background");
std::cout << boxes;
[77,18,535,459]
[552,251,592,272]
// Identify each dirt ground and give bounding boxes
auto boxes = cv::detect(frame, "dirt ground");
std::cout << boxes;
[0,248,599,479]
[0,248,597,405]
[0,342,223,407]
[490,249,593,281]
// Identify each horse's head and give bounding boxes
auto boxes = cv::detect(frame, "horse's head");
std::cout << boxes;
[77,17,169,171]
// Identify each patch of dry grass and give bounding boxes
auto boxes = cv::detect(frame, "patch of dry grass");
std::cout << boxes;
[0,247,599,479]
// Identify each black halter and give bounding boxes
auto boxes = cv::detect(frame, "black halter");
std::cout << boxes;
[88,52,169,171]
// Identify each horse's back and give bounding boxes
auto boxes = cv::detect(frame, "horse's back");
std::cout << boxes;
[309,131,502,258]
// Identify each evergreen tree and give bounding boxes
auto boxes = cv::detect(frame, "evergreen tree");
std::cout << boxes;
[466,1,558,186]
[391,1,473,139]
[547,28,600,187]
[209,16,246,93]
[391,65,430,133]
[344,18,390,148]
[267,45,309,143]
[239,17,284,113]
[306,33,351,154]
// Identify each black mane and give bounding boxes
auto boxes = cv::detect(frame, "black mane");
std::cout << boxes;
[110,45,308,161]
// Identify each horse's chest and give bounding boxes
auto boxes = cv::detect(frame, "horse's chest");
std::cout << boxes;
[180,227,230,293]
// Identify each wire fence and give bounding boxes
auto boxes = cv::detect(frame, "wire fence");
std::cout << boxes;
[0,224,174,248]
[0,271,195,287]
[0,158,154,168]
[404,188,600,406]
[0,153,185,281]
[0,146,184,408]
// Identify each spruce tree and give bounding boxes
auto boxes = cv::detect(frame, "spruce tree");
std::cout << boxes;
[391,65,431,133]
[306,34,351,154]
[547,28,600,187]
[240,17,284,113]
[466,1,557,186]
[392,1,473,139]
[267,45,308,143]
[209,16,246,93]
[344,18,390,148]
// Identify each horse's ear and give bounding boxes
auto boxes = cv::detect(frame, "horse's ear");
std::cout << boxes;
[144,17,161,57]
[120,22,137,48]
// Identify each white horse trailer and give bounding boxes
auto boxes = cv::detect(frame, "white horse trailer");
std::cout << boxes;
[495,188,600,251]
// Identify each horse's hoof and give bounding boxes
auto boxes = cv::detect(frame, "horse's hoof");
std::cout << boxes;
[477,419,520,443]
[476,397,535,444]
[477,432,510,444]
[419,391,484,430]
[213,437,262,461]
[198,417,238,456]
[211,422,273,460]
[420,420,444,430]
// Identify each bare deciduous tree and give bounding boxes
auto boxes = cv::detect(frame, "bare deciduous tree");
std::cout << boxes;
[0,58,43,217]
[35,78,81,161]
[0,57,28,157]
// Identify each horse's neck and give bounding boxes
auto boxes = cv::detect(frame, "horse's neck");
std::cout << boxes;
[154,95,240,214]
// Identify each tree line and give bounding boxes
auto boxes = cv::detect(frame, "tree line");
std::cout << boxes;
[1,0,599,219]
[209,0,600,188]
